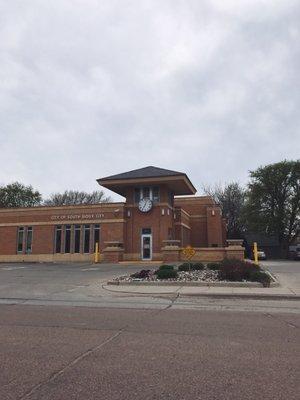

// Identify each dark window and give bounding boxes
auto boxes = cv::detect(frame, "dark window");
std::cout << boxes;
[168,191,174,206]
[134,188,140,203]
[64,225,71,253]
[84,225,90,253]
[55,226,62,253]
[94,224,100,251]
[142,228,151,234]
[17,227,24,253]
[26,227,33,254]
[153,187,160,203]
[74,225,81,253]
[143,187,150,199]
[211,244,218,248]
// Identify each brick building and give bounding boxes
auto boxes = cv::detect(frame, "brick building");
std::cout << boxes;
[0,166,243,263]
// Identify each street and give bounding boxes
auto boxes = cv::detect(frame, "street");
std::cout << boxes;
[1,304,299,400]
[0,261,299,399]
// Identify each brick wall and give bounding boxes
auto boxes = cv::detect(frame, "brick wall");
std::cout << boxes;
[0,191,227,262]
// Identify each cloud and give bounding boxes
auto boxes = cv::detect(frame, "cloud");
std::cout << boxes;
[0,0,299,200]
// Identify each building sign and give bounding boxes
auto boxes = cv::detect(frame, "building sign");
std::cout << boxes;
[182,245,196,260]
[50,213,105,221]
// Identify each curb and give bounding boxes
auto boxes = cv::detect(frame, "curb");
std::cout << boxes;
[107,280,268,288]
[102,285,300,301]
[177,293,300,300]
[103,287,300,301]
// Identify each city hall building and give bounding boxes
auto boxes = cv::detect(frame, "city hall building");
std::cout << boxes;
[0,166,244,263]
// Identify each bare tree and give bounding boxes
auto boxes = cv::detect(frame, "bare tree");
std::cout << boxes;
[203,182,246,239]
[44,190,111,206]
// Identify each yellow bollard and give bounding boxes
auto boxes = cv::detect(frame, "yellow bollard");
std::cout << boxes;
[253,242,258,266]
[95,242,99,263]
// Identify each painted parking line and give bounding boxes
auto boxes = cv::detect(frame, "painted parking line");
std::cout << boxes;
[81,268,101,271]
[0,266,27,270]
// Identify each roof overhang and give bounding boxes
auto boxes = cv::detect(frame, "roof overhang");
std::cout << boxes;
[97,174,196,197]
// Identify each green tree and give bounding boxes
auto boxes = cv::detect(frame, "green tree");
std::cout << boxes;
[203,182,246,238]
[44,190,111,206]
[244,160,300,253]
[0,182,42,208]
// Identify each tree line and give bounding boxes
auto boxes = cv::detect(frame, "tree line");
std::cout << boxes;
[0,160,299,254]
[0,184,111,208]
[203,160,299,253]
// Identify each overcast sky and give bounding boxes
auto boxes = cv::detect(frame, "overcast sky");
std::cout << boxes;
[1,0,299,201]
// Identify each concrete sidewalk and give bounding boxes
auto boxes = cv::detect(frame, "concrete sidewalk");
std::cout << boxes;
[103,282,300,299]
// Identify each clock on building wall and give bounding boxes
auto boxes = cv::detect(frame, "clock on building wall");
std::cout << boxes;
[138,198,153,213]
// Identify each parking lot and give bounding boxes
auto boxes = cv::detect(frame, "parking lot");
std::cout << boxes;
[0,260,299,312]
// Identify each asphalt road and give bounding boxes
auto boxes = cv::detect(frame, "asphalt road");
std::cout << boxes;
[0,262,299,399]
[0,304,299,400]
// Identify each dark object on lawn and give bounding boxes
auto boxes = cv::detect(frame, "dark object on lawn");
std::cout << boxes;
[158,265,174,271]
[178,262,205,271]
[131,270,151,279]
[156,269,178,280]
[206,262,221,270]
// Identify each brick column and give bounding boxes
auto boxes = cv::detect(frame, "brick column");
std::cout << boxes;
[161,240,181,263]
[102,241,124,263]
[225,239,245,260]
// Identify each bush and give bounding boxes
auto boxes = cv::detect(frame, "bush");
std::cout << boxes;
[130,269,151,279]
[156,269,178,280]
[178,263,191,271]
[192,262,205,270]
[248,271,271,287]
[158,264,174,271]
[178,262,205,271]
[206,262,221,271]
[218,258,260,282]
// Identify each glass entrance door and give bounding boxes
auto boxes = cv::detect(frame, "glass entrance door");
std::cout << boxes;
[141,234,152,260]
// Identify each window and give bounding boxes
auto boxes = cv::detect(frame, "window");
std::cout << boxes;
[143,187,150,199]
[55,226,62,253]
[64,225,71,253]
[153,187,160,203]
[168,191,174,206]
[26,227,33,254]
[142,228,151,234]
[94,224,100,251]
[74,225,81,253]
[134,187,160,203]
[84,225,90,253]
[17,227,24,253]
[134,188,141,203]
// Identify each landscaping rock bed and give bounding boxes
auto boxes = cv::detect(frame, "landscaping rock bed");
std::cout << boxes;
[114,269,219,283]
[109,260,277,287]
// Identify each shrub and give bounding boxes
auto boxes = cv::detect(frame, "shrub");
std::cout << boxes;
[218,258,260,282]
[206,262,221,271]
[178,262,205,271]
[158,264,174,271]
[249,271,271,287]
[131,269,151,279]
[178,263,191,271]
[192,262,205,270]
[156,269,178,280]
